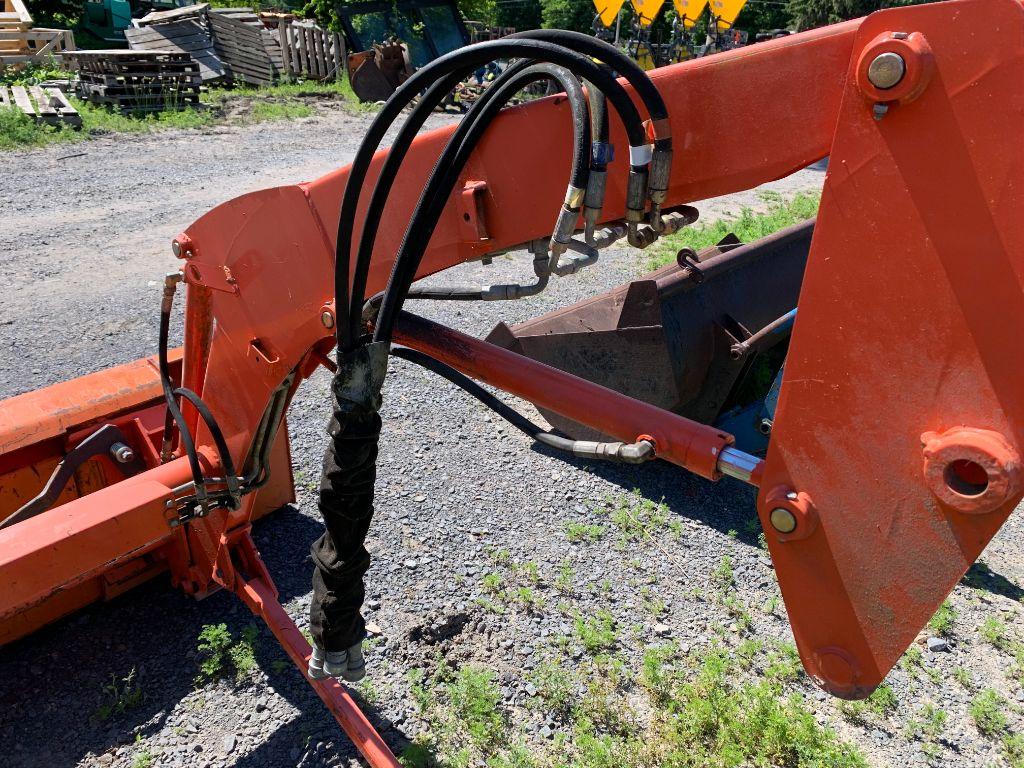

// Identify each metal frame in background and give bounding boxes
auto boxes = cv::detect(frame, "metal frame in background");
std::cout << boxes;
[335,0,470,65]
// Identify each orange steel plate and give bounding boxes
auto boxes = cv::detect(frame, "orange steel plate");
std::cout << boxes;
[760,0,1024,696]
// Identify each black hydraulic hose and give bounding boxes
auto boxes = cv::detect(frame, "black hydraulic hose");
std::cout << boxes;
[173,386,241,507]
[371,63,591,344]
[391,346,543,439]
[391,346,655,463]
[335,39,650,350]
[343,68,466,347]
[159,278,210,513]
[509,29,670,147]
[343,43,645,348]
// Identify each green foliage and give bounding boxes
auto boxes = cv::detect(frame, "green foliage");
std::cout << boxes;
[195,623,260,684]
[95,667,145,721]
[539,0,595,34]
[786,0,931,32]
[574,609,618,654]
[928,600,956,637]
[970,688,1008,737]
[642,191,821,272]
[713,554,735,593]
[24,0,82,28]
[565,521,605,543]
[131,749,155,768]
[980,615,1011,650]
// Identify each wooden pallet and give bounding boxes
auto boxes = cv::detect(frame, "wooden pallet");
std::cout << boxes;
[0,84,81,127]
[208,11,274,86]
[279,20,345,82]
[124,19,225,82]
[127,5,286,87]
[64,50,201,114]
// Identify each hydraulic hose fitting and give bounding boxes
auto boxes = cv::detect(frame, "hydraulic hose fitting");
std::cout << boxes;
[648,146,673,231]
[161,271,184,314]
[625,163,650,247]
[584,142,613,244]
[548,185,585,258]
[583,169,608,245]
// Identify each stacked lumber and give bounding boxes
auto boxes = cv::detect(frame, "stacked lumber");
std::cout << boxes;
[0,84,80,127]
[124,19,225,82]
[126,5,293,87]
[64,50,201,113]
[0,0,76,69]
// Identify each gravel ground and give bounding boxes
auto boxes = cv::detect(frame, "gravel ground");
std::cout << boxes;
[1,106,1022,768]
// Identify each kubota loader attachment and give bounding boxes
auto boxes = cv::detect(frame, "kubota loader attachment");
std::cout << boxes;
[2,0,1024,763]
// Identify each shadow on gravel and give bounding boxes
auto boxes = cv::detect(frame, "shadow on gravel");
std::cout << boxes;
[527,443,763,546]
[0,504,404,767]
[961,560,1024,601]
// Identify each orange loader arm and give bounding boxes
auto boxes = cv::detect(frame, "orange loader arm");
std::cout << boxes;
[2,0,1024,761]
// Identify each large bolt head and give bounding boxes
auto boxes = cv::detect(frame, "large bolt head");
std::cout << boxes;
[320,310,335,329]
[867,52,906,90]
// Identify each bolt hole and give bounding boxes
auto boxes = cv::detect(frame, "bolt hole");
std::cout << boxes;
[462,212,471,222]
[944,459,989,498]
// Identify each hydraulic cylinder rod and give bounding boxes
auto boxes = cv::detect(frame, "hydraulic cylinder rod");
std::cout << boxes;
[391,311,763,484]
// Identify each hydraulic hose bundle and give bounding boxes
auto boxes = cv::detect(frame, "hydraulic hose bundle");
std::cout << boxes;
[312,33,673,675]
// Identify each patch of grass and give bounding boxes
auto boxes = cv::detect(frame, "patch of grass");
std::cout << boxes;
[95,667,145,721]
[980,615,1011,650]
[408,644,865,768]
[642,191,821,271]
[765,641,803,683]
[528,659,575,716]
[713,554,735,593]
[574,609,617,655]
[839,683,898,724]
[606,492,669,548]
[970,688,1009,737]
[1,75,367,151]
[953,665,974,689]
[195,623,260,684]
[131,748,155,768]
[565,521,605,543]
[928,600,956,637]
[481,572,503,595]
[554,560,575,593]
[900,644,924,677]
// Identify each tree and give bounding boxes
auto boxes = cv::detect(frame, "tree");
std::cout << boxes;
[539,0,598,33]
[786,0,927,31]
[24,0,82,27]
[496,0,543,30]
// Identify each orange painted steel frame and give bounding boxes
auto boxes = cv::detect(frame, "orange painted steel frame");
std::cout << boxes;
[2,0,1023,762]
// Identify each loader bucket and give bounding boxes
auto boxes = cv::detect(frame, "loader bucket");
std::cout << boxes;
[488,219,813,452]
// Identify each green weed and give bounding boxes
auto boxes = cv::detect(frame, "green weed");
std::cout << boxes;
[970,688,1009,737]
[641,192,821,271]
[565,521,605,543]
[980,615,1011,650]
[95,667,145,721]
[195,623,259,684]
[928,600,956,637]
[574,609,617,654]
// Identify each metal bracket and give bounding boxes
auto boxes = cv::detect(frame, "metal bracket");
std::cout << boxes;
[0,424,146,530]
[458,180,490,242]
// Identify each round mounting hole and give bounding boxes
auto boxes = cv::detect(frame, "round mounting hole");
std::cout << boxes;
[944,459,989,498]
[462,212,471,222]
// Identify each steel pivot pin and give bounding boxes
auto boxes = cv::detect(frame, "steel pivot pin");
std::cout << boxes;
[867,51,906,90]
[769,505,798,534]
